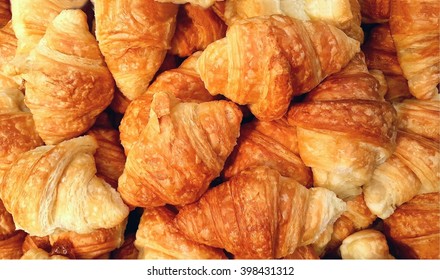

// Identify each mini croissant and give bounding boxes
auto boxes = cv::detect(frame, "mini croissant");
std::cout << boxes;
[389,0,440,100]
[175,166,346,259]
[0,135,129,237]
[197,14,360,121]
[118,92,242,208]
[15,9,114,145]
[93,0,178,101]
[288,52,397,199]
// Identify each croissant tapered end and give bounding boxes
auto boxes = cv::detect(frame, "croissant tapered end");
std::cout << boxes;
[94,0,178,101]
[197,15,360,121]
[383,192,440,259]
[118,92,242,208]
[0,231,26,259]
[340,229,394,259]
[389,0,440,100]
[135,207,226,259]
[1,135,129,237]
[19,9,114,145]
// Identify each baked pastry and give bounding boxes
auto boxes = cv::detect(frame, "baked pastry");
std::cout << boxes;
[118,92,242,207]
[175,166,346,259]
[22,235,51,254]
[363,131,440,219]
[359,0,390,23]
[13,9,114,145]
[10,0,88,56]
[155,0,216,8]
[170,3,226,57]
[340,229,394,259]
[389,0,440,100]
[284,245,319,260]
[0,135,129,237]
[288,52,397,199]
[197,14,360,121]
[224,0,364,42]
[0,230,26,259]
[21,248,68,260]
[223,117,313,187]
[136,207,226,259]
[362,24,411,101]
[383,192,440,259]
[0,0,11,28]
[0,21,21,89]
[110,233,139,259]
[119,52,215,155]
[93,0,178,101]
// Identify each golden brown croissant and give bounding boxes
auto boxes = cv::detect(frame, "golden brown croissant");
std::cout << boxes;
[0,135,129,237]
[118,92,242,208]
[21,248,68,260]
[197,14,360,121]
[223,117,313,187]
[364,131,440,219]
[340,229,394,259]
[362,23,411,101]
[225,0,364,42]
[0,0,11,28]
[0,21,21,89]
[10,0,88,56]
[93,0,178,101]
[175,166,346,259]
[287,52,397,199]
[120,52,215,155]
[12,9,114,145]
[136,207,226,259]
[393,97,440,142]
[170,3,226,57]
[389,0,440,100]
[359,0,390,23]
[383,192,440,259]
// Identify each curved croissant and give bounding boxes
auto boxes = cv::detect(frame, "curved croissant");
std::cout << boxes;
[175,166,346,259]
[383,192,440,259]
[0,135,129,237]
[118,92,242,208]
[223,117,313,187]
[197,15,360,121]
[363,131,440,219]
[10,0,88,56]
[119,52,215,155]
[389,0,440,100]
[225,0,363,42]
[93,0,178,101]
[14,9,114,145]
[340,229,394,259]
[288,52,397,199]
[170,3,226,57]
[136,207,226,259]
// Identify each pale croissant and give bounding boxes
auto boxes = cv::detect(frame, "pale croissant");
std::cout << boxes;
[93,0,178,101]
[175,166,346,259]
[288,52,397,199]
[118,92,242,207]
[14,9,114,145]
[197,14,360,121]
[0,135,129,237]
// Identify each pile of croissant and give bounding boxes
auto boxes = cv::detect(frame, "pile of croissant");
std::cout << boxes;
[0,0,439,260]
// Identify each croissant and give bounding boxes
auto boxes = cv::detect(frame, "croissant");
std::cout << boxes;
[287,52,397,199]
[175,166,346,259]
[340,229,394,259]
[389,0,440,100]
[197,15,360,121]
[21,248,68,260]
[393,97,440,142]
[93,0,178,102]
[224,0,364,42]
[0,0,10,28]
[0,230,26,259]
[170,3,226,57]
[136,207,226,259]
[0,21,20,89]
[383,192,440,259]
[223,117,313,187]
[10,0,88,56]
[359,0,390,23]
[362,23,411,101]
[363,131,440,219]
[120,52,215,155]
[0,135,129,237]
[118,92,242,207]
[12,9,115,145]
